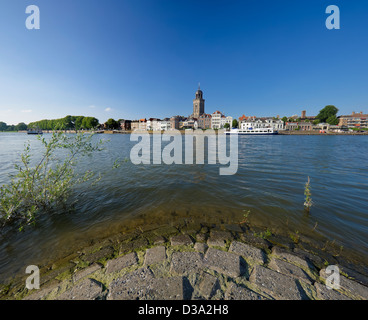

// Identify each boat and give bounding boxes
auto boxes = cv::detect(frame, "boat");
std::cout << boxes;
[27,128,43,135]
[225,127,278,135]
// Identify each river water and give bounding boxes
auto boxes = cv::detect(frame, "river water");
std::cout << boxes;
[0,132,368,283]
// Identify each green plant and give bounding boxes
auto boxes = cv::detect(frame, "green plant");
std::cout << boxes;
[304,176,313,212]
[239,209,251,224]
[0,132,105,229]
[255,228,272,240]
[289,230,300,244]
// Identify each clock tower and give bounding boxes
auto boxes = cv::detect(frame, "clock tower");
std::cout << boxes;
[193,84,205,118]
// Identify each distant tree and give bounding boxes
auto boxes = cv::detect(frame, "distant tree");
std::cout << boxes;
[224,123,230,129]
[313,119,320,125]
[232,119,238,128]
[15,122,28,131]
[75,116,85,130]
[316,105,339,123]
[281,116,288,123]
[105,118,119,129]
[0,122,7,131]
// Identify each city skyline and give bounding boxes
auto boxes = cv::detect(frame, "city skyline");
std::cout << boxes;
[1,0,368,125]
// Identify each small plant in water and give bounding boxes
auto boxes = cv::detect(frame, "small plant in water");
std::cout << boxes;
[239,209,251,224]
[0,132,105,230]
[304,176,313,212]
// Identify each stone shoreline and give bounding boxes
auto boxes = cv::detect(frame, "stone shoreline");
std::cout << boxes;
[2,222,368,300]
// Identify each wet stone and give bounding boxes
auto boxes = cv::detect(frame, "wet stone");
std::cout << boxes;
[144,246,166,266]
[204,248,244,278]
[225,282,269,300]
[314,282,351,300]
[292,248,324,270]
[249,265,306,300]
[198,272,219,299]
[119,238,149,255]
[320,269,368,300]
[229,241,266,265]
[170,234,194,246]
[73,263,102,283]
[57,278,103,300]
[23,282,60,300]
[82,246,115,263]
[106,252,138,274]
[153,236,166,245]
[240,233,271,250]
[170,252,204,275]
[268,258,314,285]
[196,233,207,242]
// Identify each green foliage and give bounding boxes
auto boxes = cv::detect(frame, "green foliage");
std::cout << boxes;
[105,118,120,130]
[232,119,238,128]
[0,122,28,132]
[28,115,100,131]
[281,116,288,123]
[304,176,313,212]
[313,119,320,125]
[0,132,105,229]
[223,123,230,129]
[316,105,339,123]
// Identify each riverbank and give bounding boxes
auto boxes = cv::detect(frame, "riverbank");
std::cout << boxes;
[1,220,367,300]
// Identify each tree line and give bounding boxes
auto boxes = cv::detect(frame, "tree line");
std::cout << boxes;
[0,122,28,132]
[28,115,100,130]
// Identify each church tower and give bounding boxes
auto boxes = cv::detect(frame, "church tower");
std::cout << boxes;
[193,84,205,118]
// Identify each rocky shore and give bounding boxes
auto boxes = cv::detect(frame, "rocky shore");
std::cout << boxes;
[1,222,368,300]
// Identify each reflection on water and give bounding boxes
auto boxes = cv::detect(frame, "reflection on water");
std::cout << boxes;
[0,132,368,282]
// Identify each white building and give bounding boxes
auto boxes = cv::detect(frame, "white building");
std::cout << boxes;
[240,117,284,131]
[211,111,232,129]
[160,119,171,131]
[146,118,162,131]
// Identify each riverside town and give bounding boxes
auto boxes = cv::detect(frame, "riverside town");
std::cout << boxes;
[1,1,368,310]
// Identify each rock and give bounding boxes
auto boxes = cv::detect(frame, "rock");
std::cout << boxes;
[204,248,244,278]
[170,252,204,275]
[240,233,271,250]
[194,242,208,254]
[170,234,194,246]
[314,282,351,300]
[271,246,311,270]
[198,272,219,299]
[153,236,166,245]
[57,278,103,300]
[82,246,115,263]
[106,252,138,274]
[144,246,166,266]
[207,231,233,248]
[73,263,102,283]
[229,241,266,265]
[320,269,368,300]
[23,282,60,300]
[249,265,307,300]
[225,282,269,300]
[196,233,207,242]
[268,258,313,285]
[292,248,325,270]
[119,238,149,255]
[108,267,191,300]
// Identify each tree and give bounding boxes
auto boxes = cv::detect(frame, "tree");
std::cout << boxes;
[313,119,320,125]
[281,116,288,123]
[0,122,8,131]
[224,123,230,129]
[232,119,238,128]
[326,115,339,125]
[15,123,28,131]
[316,105,339,123]
[105,118,119,130]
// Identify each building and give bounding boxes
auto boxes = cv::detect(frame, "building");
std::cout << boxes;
[119,119,131,131]
[146,118,162,131]
[161,118,171,131]
[338,111,368,128]
[192,84,205,118]
[139,118,147,131]
[211,111,223,129]
[197,113,212,129]
[131,120,140,131]
[221,115,233,128]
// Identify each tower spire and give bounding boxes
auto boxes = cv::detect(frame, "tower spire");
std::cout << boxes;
[198,82,200,90]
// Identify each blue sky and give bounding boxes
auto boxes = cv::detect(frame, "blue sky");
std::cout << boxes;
[0,0,367,125]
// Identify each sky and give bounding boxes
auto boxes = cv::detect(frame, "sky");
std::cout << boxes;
[0,0,368,125]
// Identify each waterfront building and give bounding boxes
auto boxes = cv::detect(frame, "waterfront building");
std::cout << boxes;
[197,113,212,129]
[119,119,131,131]
[131,120,140,131]
[139,118,147,131]
[338,111,368,128]
[161,118,171,131]
[146,118,162,131]
[211,111,224,129]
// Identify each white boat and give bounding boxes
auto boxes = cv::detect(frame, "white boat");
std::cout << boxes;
[225,127,278,135]
[27,129,43,135]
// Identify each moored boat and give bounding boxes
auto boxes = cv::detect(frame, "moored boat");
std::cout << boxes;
[225,127,278,135]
